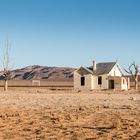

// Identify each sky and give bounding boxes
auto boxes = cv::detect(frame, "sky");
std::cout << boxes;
[0,0,140,69]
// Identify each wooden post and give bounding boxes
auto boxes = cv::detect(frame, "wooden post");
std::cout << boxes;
[4,80,8,91]
[135,65,139,90]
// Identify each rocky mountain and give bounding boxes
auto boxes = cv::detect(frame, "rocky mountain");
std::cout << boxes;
[0,65,75,81]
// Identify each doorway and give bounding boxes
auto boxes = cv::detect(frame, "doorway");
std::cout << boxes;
[81,77,85,86]
[109,80,114,89]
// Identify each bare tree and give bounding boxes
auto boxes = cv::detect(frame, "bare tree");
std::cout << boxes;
[125,62,139,90]
[2,40,11,91]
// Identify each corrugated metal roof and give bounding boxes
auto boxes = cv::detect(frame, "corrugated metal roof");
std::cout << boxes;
[88,62,116,75]
[76,62,117,76]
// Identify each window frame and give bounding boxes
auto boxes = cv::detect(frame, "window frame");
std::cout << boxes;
[98,76,102,85]
[81,76,85,86]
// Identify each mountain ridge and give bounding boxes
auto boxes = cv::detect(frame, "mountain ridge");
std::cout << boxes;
[0,65,75,81]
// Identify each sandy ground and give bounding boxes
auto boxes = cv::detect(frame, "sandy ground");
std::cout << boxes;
[0,89,140,140]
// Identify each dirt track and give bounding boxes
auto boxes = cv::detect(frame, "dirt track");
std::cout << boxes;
[0,90,140,140]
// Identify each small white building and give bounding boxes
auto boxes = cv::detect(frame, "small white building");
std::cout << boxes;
[74,61,130,91]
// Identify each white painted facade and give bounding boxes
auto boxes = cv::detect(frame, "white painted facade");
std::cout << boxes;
[74,62,130,91]
[109,64,122,77]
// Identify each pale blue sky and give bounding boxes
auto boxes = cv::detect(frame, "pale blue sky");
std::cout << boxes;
[0,0,140,69]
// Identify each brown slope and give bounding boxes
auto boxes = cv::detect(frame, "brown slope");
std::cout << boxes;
[7,65,75,81]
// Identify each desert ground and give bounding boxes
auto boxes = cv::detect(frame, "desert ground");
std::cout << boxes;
[0,88,139,140]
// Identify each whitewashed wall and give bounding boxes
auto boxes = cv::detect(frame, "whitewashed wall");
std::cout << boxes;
[92,75,108,90]
[121,77,129,90]
[109,64,122,77]
[74,71,92,90]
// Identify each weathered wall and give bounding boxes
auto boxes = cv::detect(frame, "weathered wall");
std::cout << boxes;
[92,75,108,90]
[74,71,92,90]
[0,80,73,89]
[121,78,130,90]
[74,72,110,90]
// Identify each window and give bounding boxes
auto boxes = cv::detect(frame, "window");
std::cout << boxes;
[123,79,125,84]
[81,77,85,86]
[98,76,102,85]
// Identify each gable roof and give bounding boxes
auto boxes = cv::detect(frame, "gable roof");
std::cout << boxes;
[88,62,117,75]
[77,67,92,75]
[76,62,123,76]
[76,62,117,76]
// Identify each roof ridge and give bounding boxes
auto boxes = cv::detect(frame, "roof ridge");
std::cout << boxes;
[87,62,117,75]
[97,62,116,64]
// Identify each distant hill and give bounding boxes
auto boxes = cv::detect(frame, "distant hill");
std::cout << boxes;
[0,65,75,81]
[1,66,138,82]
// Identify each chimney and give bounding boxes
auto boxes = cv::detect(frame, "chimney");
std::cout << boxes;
[93,60,96,71]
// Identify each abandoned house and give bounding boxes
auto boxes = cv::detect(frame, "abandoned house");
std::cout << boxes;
[74,61,130,91]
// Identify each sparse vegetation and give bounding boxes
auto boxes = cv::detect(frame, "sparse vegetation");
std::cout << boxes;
[2,40,12,91]
[125,62,139,90]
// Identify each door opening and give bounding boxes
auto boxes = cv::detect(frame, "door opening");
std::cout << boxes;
[109,80,114,89]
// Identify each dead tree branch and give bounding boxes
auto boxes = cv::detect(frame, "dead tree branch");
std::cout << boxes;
[125,62,139,90]
[2,39,11,91]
